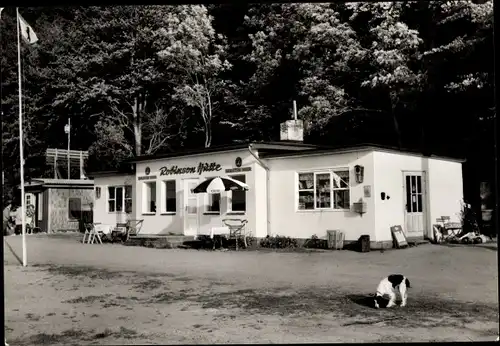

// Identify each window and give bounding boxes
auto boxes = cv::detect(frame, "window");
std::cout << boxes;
[205,177,221,213]
[297,169,350,211]
[108,186,133,213]
[162,180,176,213]
[125,186,132,213]
[229,174,246,212]
[333,170,350,209]
[144,181,157,213]
[68,197,82,219]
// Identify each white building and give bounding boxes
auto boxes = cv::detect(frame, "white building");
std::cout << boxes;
[90,121,464,249]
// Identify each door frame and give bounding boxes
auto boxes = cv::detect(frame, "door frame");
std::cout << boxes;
[402,170,428,238]
[183,178,200,236]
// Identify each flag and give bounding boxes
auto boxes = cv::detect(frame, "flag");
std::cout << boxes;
[18,13,38,44]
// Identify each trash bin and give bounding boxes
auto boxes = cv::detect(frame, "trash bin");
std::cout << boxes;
[359,235,370,252]
[327,230,345,250]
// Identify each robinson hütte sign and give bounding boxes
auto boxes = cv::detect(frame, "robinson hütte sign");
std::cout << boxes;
[159,162,222,176]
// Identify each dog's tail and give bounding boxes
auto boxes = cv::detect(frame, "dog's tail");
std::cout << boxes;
[405,278,411,288]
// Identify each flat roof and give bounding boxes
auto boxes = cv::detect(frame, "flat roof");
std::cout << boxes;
[260,143,466,163]
[19,178,95,189]
[127,141,321,163]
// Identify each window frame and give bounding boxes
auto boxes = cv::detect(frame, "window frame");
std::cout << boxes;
[107,185,133,214]
[161,179,177,215]
[296,168,351,212]
[142,181,157,215]
[204,176,221,215]
[227,174,247,214]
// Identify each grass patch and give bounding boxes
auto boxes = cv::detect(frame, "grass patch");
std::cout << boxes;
[26,329,88,344]
[40,264,125,280]
[133,279,163,290]
[25,313,41,321]
[63,294,112,304]
[149,290,191,304]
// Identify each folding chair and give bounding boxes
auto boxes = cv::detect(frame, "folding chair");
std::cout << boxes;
[82,223,93,243]
[222,219,248,251]
[125,219,144,242]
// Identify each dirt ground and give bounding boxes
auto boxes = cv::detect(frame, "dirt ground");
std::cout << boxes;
[4,234,499,344]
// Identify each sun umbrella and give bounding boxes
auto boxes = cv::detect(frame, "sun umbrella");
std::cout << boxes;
[192,176,249,194]
[191,176,249,243]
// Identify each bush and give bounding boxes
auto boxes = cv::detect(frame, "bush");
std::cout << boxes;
[259,235,298,249]
[239,236,256,248]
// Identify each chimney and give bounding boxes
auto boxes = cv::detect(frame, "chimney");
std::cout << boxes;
[280,100,304,142]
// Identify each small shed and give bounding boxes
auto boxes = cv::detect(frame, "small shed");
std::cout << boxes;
[20,178,94,233]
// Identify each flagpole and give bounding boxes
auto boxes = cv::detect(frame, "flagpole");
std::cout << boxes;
[16,7,27,267]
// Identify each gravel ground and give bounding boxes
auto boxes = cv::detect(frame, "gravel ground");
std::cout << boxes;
[4,234,499,344]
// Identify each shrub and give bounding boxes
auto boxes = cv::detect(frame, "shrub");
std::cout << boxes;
[239,236,256,248]
[259,235,298,249]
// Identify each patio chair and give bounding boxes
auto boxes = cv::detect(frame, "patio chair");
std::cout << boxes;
[125,219,144,242]
[222,219,248,250]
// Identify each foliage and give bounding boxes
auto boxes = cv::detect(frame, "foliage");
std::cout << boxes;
[0,3,495,213]
[156,5,232,148]
[259,235,298,249]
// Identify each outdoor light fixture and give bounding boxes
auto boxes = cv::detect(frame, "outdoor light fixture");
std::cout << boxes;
[355,165,364,184]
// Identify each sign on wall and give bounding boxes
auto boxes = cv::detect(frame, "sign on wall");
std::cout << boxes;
[138,175,157,181]
[159,162,222,176]
[225,167,251,173]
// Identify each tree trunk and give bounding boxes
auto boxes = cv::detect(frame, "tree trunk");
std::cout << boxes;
[132,96,142,156]
[205,94,213,148]
[390,94,402,149]
[392,113,402,149]
[204,117,212,148]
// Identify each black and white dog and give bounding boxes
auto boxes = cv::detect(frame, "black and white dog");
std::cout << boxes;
[374,274,411,309]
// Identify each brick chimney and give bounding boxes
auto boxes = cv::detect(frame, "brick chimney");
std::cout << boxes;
[280,100,304,142]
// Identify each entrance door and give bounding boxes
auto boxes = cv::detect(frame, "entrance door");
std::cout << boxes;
[183,179,199,236]
[404,172,426,238]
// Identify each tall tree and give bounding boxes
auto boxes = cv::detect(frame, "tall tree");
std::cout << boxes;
[42,6,190,165]
[157,5,232,148]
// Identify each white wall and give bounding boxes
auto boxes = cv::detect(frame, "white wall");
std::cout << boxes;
[265,151,376,241]
[373,151,464,242]
[93,174,135,227]
[253,160,268,238]
[134,150,257,236]
[427,158,464,226]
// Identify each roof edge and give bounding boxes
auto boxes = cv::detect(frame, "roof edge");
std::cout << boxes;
[262,144,466,163]
[128,141,322,163]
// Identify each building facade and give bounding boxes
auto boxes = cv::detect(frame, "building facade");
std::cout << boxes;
[90,142,465,248]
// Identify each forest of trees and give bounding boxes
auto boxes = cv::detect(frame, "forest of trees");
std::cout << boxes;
[0,2,495,215]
